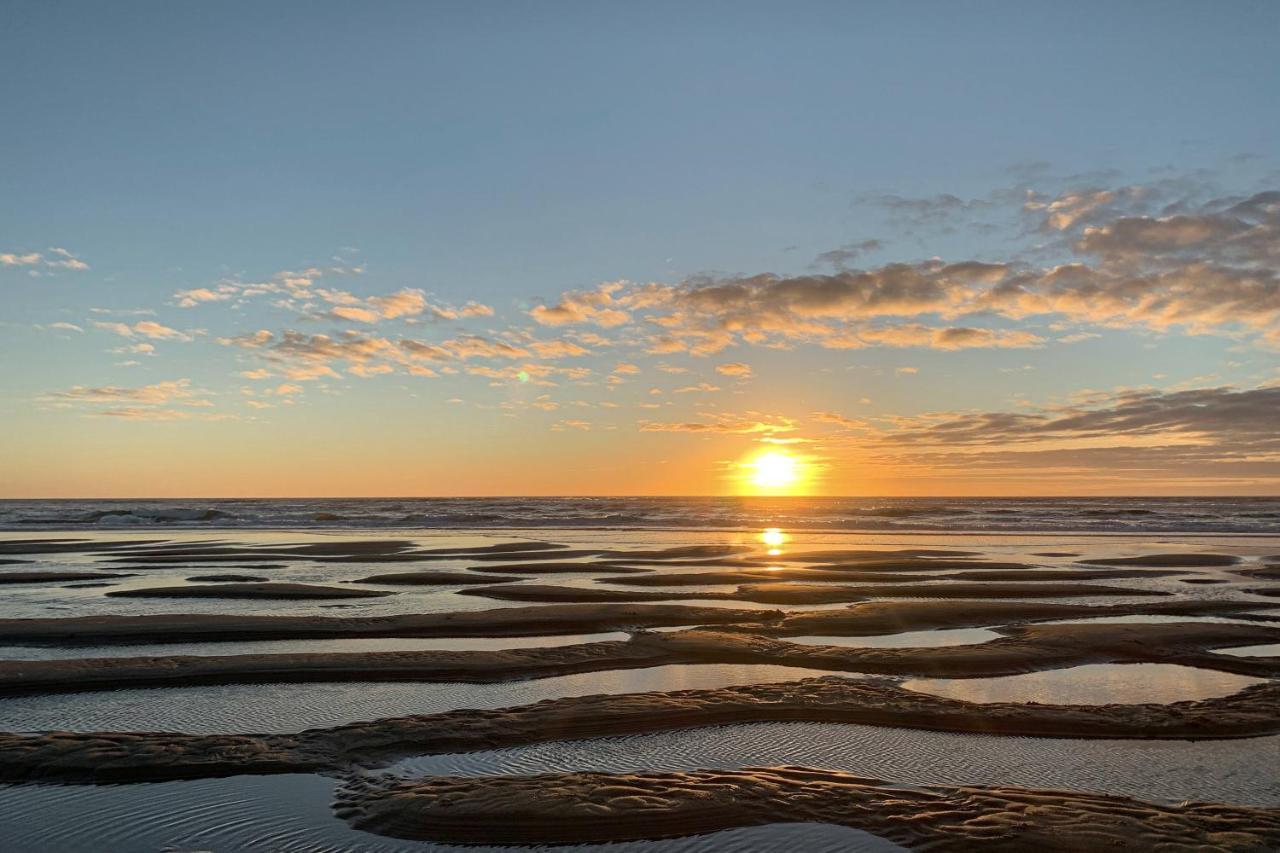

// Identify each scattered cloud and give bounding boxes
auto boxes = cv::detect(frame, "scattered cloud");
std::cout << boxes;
[94,320,196,341]
[715,362,753,378]
[1,248,89,271]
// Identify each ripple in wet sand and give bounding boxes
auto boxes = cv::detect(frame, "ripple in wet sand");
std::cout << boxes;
[0,775,905,853]
[386,720,1280,807]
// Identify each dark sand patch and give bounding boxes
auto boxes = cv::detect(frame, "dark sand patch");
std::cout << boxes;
[600,546,755,560]
[768,549,981,562]
[331,766,1280,848]
[606,567,1172,587]
[0,559,32,565]
[2,621,1275,696]
[462,581,1166,605]
[99,540,576,565]
[0,571,135,584]
[763,599,1277,637]
[770,558,1034,572]
[105,583,395,600]
[0,539,169,555]
[1237,565,1280,580]
[1246,587,1280,599]
[4,676,1280,784]
[460,585,700,603]
[1181,578,1230,585]
[1080,554,1241,567]
[0,604,781,645]
[1032,552,1081,557]
[465,562,654,575]
[186,574,270,583]
[354,571,523,585]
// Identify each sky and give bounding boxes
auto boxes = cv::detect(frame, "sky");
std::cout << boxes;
[3,0,1279,497]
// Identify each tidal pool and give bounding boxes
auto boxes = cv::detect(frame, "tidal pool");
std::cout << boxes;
[785,627,1002,648]
[901,662,1264,705]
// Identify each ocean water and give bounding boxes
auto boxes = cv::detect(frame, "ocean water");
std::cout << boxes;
[3,496,1279,534]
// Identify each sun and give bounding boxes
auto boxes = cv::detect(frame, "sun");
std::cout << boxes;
[741,449,807,494]
[752,452,798,488]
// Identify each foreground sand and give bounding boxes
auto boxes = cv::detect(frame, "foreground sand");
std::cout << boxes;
[333,766,1280,849]
[4,675,1280,784]
[2,533,1278,849]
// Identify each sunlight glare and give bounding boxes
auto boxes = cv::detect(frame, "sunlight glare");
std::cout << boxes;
[749,451,800,490]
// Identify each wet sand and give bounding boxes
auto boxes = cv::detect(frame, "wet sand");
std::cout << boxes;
[1,530,1278,848]
[2,621,1277,696]
[106,582,396,599]
[332,766,1280,849]
[461,580,1166,604]
[0,571,135,584]
[0,603,781,645]
[5,675,1280,784]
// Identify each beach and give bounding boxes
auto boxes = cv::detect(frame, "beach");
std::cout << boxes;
[0,502,1276,850]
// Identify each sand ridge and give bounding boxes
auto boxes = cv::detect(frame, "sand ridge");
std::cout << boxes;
[3,675,1280,784]
[331,765,1280,849]
[0,620,1276,696]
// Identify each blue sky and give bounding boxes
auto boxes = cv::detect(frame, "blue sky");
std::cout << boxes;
[3,2,1278,496]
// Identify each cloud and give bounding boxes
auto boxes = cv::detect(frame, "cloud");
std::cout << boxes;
[530,281,633,327]
[715,362,753,378]
[814,239,882,270]
[41,379,220,420]
[673,382,720,394]
[820,383,1280,487]
[175,286,240,307]
[44,248,90,271]
[883,385,1280,449]
[812,411,871,430]
[526,339,590,359]
[324,288,494,324]
[1,248,89,270]
[93,408,195,421]
[517,181,1278,352]
[45,322,84,333]
[639,413,797,434]
[94,320,195,341]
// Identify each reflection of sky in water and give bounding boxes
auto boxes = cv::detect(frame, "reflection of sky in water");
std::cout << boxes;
[1214,643,1280,657]
[0,665,862,734]
[0,632,632,660]
[389,721,1280,806]
[903,663,1264,705]
[0,774,906,853]
[785,628,1002,648]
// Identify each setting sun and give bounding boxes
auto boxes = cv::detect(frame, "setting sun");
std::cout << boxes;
[742,450,809,494]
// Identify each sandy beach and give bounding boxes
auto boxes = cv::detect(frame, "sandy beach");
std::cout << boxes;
[0,525,1277,850]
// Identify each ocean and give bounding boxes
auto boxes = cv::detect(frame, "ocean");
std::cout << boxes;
[2,496,1277,534]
